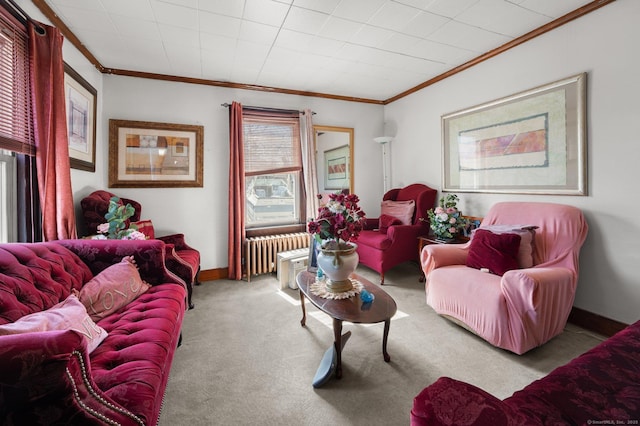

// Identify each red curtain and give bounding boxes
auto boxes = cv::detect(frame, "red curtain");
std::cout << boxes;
[228,102,245,280]
[28,22,76,240]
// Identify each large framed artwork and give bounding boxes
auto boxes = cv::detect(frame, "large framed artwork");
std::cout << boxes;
[109,119,203,188]
[64,63,97,172]
[324,144,350,190]
[442,73,587,195]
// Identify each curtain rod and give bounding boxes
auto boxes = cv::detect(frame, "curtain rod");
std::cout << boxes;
[221,103,315,115]
[0,0,45,33]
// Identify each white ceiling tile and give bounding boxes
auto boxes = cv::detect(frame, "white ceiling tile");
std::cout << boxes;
[238,21,279,45]
[110,15,161,41]
[424,0,483,18]
[283,6,329,35]
[292,0,341,14]
[157,0,197,8]
[199,12,242,38]
[401,11,450,39]
[331,0,386,23]
[349,24,394,48]
[428,20,512,53]
[101,0,154,20]
[368,2,421,31]
[394,0,438,10]
[243,0,290,27]
[309,36,346,58]
[50,6,116,33]
[198,0,244,18]
[273,29,315,52]
[158,24,200,48]
[519,0,595,18]
[408,38,472,64]
[150,0,198,28]
[52,0,105,11]
[319,16,363,42]
[454,0,549,37]
[379,33,421,56]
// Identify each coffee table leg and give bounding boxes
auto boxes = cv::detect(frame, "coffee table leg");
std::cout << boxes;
[299,290,306,327]
[382,319,391,362]
[333,318,343,379]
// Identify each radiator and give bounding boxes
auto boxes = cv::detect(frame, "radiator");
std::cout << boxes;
[245,232,311,281]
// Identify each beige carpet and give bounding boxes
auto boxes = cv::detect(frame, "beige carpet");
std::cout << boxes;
[159,263,605,426]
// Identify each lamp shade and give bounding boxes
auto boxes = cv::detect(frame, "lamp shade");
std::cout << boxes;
[374,136,393,144]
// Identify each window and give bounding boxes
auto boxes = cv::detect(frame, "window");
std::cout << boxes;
[0,7,37,242]
[243,111,303,229]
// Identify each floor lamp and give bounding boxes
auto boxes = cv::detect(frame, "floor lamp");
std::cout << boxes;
[374,136,393,193]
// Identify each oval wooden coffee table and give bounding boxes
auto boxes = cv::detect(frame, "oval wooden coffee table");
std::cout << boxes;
[296,270,397,383]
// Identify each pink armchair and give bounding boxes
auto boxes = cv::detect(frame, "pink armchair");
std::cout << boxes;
[421,202,588,354]
[356,184,437,284]
[81,190,200,309]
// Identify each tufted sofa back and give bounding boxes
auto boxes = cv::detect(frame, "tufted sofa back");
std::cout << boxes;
[0,243,93,325]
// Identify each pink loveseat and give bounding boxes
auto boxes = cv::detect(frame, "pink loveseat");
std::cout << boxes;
[0,239,186,425]
[411,319,640,425]
[421,202,588,354]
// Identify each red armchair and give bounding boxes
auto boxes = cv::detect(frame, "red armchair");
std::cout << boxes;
[80,190,200,309]
[356,184,437,284]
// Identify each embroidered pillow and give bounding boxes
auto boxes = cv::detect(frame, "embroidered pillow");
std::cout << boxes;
[379,214,403,233]
[0,294,108,353]
[466,229,521,276]
[78,256,151,321]
[474,225,538,268]
[381,200,415,225]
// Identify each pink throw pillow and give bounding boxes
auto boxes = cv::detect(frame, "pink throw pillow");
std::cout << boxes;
[473,225,537,268]
[78,256,151,321]
[466,229,521,276]
[381,200,415,225]
[0,294,108,353]
[379,214,402,233]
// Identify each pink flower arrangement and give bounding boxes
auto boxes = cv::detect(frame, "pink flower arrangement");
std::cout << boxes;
[426,193,467,240]
[308,192,366,249]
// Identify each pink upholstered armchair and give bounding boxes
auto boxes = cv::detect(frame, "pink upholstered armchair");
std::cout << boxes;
[81,190,200,309]
[421,202,588,354]
[356,184,437,284]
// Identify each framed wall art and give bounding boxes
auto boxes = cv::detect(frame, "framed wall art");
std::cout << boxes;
[64,63,97,172]
[442,73,587,195]
[109,119,203,188]
[323,144,349,190]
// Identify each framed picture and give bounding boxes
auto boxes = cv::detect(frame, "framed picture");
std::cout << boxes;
[324,144,349,190]
[64,63,97,172]
[109,119,203,188]
[442,73,587,195]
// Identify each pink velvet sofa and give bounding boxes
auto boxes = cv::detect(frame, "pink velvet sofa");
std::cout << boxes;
[0,239,187,425]
[421,202,588,354]
[411,319,640,425]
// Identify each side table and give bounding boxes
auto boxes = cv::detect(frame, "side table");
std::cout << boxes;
[418,235,469,282]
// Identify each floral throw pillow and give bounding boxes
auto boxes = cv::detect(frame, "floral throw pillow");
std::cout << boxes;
[78,256,151,321]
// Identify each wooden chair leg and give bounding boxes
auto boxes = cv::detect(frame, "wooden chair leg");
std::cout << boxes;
[380,272,385,285]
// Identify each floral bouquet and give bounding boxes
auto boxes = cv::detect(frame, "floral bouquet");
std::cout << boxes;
[95,197,147,240]
[307,192,366,250]
[425,193,467,240]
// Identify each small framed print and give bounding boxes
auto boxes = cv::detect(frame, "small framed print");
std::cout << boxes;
[64,63,97,172]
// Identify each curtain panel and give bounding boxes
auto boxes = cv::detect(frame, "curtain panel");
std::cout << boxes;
[228,101,245,280]
[29,21,76,240]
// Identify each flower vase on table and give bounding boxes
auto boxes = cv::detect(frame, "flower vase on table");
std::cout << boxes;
[308,192,366,294]
[424,193,468,243]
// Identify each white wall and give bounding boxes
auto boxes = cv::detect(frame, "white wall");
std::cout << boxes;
[99,77,384,271]
[385,0,640,324]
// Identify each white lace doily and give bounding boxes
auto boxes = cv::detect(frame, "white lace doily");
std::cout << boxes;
[309,278,363,300]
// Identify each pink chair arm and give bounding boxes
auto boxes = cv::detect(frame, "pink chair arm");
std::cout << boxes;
[0,330,139,425]
[501,267,576,353]
[386,223,424,241]
[421,244,470,277]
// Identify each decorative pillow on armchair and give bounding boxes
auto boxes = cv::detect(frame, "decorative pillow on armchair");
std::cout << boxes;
[466,229,521,276]
[0,294,107,353]
[473,225,538,268]
[131,219,155,239]
[381,200,415,225]
[78,256,151,321]
[379,214,403,233]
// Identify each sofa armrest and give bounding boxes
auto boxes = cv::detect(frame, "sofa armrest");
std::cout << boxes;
[0,330,141,425]
[54,239,182,287]
[157,233,192,251]
[411,377,520,426]
[421,243,470,277]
